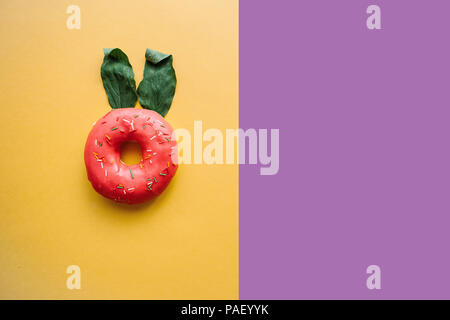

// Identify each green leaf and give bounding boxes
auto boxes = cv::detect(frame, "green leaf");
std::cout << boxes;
[100,48,138,109]
[137,48,177,117]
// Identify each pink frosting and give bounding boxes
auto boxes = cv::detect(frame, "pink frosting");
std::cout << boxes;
[84,108,178,204]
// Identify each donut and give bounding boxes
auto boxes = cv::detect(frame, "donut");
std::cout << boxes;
[84,108,178,204]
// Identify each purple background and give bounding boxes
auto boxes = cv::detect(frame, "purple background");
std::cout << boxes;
[239,0,450,299]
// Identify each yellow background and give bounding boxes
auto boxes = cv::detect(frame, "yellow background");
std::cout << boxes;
[0,0,238,299]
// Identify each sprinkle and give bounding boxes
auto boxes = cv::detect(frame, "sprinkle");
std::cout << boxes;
[144,155,152,160]
[128,188,135,191]
[105,134,111,140]
[123,119,130,124]
[99,142,103,147]
[156,130,159,135]
[105,170,107,176]
[153,152,157,155]
[160,124,165,128]
[100,162,104,168]
[168,162,170,167]
[147,178,152,181]
[150,136,156,140]
[123,190,126,195]
[134,115,139,118]
[93,152,103,160]
[164,137,170,142]
[95,139,98,145]
[143,125,146,129]
[111,127,118,131]
[130,169,134,179]
[116,185,123,189]
[146,149,152,152]
[130,121,135,131]
[149,160,152,164]
[153,177,157,183]
[92,121,97,126]
[160,173,166,176]
[139,163,144,169]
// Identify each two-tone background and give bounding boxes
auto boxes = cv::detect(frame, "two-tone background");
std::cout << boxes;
[1,0,450,299]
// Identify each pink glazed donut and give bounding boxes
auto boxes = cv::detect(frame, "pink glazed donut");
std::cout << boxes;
[84,108,178,204]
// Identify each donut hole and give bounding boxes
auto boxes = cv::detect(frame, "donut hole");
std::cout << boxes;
[120,140,143,165]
